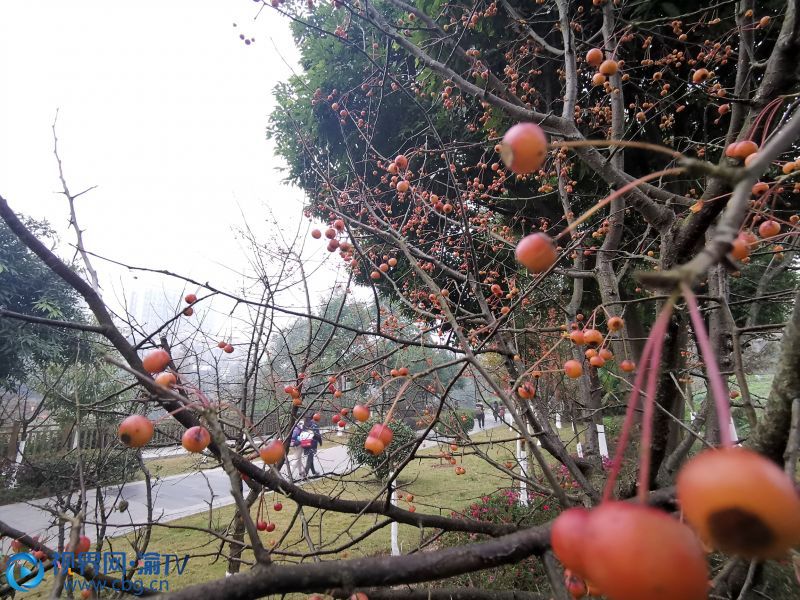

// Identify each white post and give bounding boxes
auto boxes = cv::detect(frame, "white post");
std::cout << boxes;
[390,475,400,555]
[9,439,27,488]
[337,423,344,437]
[516,438,528,506]
[572,421,584,458]
[555,413,562,430]
[729,416,739,445]
[596,424,609,458]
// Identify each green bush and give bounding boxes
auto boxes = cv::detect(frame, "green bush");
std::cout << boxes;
[435,409,474,437]
[435,489,561,593]
[347,418,415,480]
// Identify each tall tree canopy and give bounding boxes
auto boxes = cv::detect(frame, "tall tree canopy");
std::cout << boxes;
[0,217,88,384]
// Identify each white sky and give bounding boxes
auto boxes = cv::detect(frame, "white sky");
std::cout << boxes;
[0,1,352,334]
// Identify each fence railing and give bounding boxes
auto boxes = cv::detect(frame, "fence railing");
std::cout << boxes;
[0,412,283,461]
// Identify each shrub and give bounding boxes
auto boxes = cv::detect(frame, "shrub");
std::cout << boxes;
[434,409,474,437]
[347,418,415,480]
[435,489,560,593]
[0,450,134,503]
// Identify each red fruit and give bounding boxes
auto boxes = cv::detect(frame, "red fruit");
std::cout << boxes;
[551,507,590,575]
[118,415,155,448]
[182,426,211,453]
[517,382,535,400]
[752,181,770,196]
[324,228,336,239]
[76,535,91,554]
[369,423,393,446]
[569,330,585,345]
[589,355,606,368]
[185,293,197,304]
[582,328,603,345]
[364,435,385,456]
[583,503,708,600]
[333,219,345,231]
[224,344,235,353]
[311,228,322,239]
[725,140,759,160]
[607,316,624,332]
[563,360,583,379]
[218,341,227,349]
[273,502,283,511]
[692,68,710,83]
[257,520,268,531]
[598,59,618,75]
[620,359,636,373]
[265,522,276,532]
[142,349,171,373]
[598,348,613,361]
[676,447,800,558]
[154,372,177,388]
[353,404,370,422]
[586,48,603,66]
[758,220,781,238]
[564,570,588,599]
[396,180,410,193]
[730,234,751,261]
[337,420,346,428]
[260,439,285,465]
[394,154,408,170]
[332,414,341,424]
[500,123,548,174]
[182,306,194,317]
[515,233,558,273]
[312,413,321,422]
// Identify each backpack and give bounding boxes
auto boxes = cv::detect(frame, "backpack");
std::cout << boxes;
[298,430,315,448]
[290,427,302,447]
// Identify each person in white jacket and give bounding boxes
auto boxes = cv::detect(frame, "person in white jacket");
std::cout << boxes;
[288,420,305,479]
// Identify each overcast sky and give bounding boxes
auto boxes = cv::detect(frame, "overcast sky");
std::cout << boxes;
[1,1,351,334]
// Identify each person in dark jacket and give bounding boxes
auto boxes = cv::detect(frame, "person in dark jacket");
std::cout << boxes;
[299,419,323,477]
[474,402,485,429]
[491,401,500,422]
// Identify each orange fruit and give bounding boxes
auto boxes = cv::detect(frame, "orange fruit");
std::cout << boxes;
[500,123,548,174]
[676,447,800,558]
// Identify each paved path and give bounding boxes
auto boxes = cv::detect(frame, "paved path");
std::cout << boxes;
[0,420,506,545]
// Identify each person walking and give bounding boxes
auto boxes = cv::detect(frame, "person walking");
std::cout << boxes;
[288,420,304,479]
[474,402,485,429]
[491,401,500,422]
[299,419,323,477]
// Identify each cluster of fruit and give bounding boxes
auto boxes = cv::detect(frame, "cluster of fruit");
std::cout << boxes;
[552,447,800,600]
[363,423,393,456]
